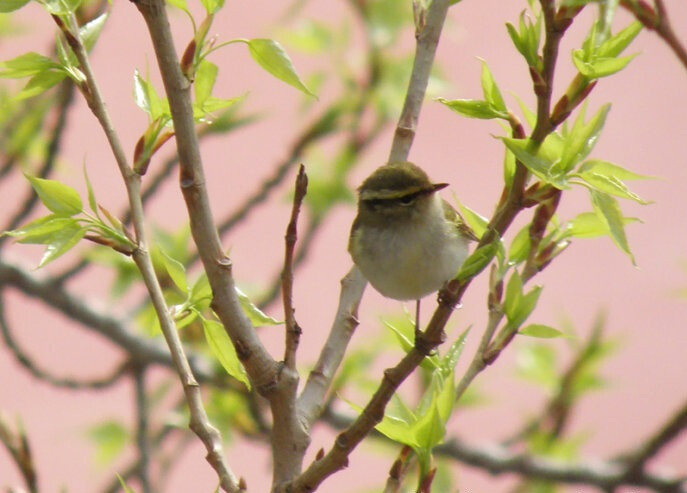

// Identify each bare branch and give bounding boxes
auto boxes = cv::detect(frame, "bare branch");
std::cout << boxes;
[282,164,308,370]
[297,266,366,426]
[133,365,152,493]
[619,398,687,480]
[132,0,278,393]
[0,293,129,389]
[388,0,452,163]
[436,437,687,493]
[0,412,38,493]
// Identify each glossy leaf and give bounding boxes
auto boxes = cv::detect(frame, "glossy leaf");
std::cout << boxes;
[439,329,469,377]
[453,198,488,239]
[166,0,187,9]
[236,287,281,326]
[200,0,224,14]
[501,138,568,189]
[573,52,637,79]
[245,39,315,97]
[456,240,499,282]
[83,165,99,216]
[159,248,188,293]
[480,61,507,113]
[578,159,656,181]
[558,104,610,174]
[520,324,564,339]
[17,70,67,100]
[133,70,169,122]
[509,224,531,263]
[0,52,59,78]
[38,224,86,267]
[202,318,250,388]
[567,211,639,239]
[25,174,83,216]
[11,216,78,244]
[590,190,635,263]
[194,59,217,107]
[79,12,109,52]
[598,21,642,58]
[436,97,506,120]
[42,0,83,15]
[87,420,128,466]
[574,171,650,204]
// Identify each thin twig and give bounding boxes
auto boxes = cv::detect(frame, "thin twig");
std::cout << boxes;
[620,398,687,479]
[0,292,130,389]
[133,365,152,493]
[0,412,38,493]
[282,164,307,370]
[436,437,686,493]
[52,11,242,490]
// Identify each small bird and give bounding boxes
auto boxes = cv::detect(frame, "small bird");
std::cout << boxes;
[348,161,476,334]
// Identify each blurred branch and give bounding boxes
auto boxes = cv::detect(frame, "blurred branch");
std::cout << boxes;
[0,292,129,389]
[0,82,75,247]
[0,259,221,385]
[437,436,687,493]
[0,412,38,493]
[133,365,152,493]
[620,0,687,71]
[282,164,307,370]
[619,398,687,481]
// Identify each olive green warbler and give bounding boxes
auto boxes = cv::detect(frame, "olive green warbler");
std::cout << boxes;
[348,161,476,322]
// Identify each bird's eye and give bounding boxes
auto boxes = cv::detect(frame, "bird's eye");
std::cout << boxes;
[398,194,416,206]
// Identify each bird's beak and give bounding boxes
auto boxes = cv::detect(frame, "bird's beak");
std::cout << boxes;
[430,182,449,193]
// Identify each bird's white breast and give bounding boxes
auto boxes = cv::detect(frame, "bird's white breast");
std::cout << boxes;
[352,195,469,300]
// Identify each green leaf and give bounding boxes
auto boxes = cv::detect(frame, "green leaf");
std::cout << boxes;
[440,329,469,376]
[0,52,59,79]
[201,317,250,388]
[83,165,99,216]
[347,397,418,448]
[557,104,610,174]
[42,0,83,15]
[24,174,83,216]
[456,240,499,282]
[590,190,635,262]
[414,403,446,452]
[166,0,187,10]
[194,59,217,107]
[573,51,637,79]
[133,70,169,122]
[245,38,315,97]
[79,12,109,52]
[10,216,79,244]
[567,211,639,239]
[38,224,86,267]
[574,171,650,204]
[516,343,558,390]
[504,270,524,322]
[200,0,224,13]
[453,198,487,239]
[480,60,506,113]
[509,224,531,263]
[159,248,188,293]
[520,324,564,338]
[235,287,282,326]
[16,70,67,100]
[0,0,31,12]
[190,273,212,309]
[598,21,642,58]
[578,159,656,181]
[436,97,506,120]
[501,137,568,189]
[87,420,128,466]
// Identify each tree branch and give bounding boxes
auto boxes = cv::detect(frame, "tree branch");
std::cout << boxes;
[388,0,451,163]
[282,164,307,370]
[0,412,38,493]
[436,437,687,493]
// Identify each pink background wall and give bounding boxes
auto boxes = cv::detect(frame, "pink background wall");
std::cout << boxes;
[1,1,686,491]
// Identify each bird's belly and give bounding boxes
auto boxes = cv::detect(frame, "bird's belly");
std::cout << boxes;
[355,227,467,301]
